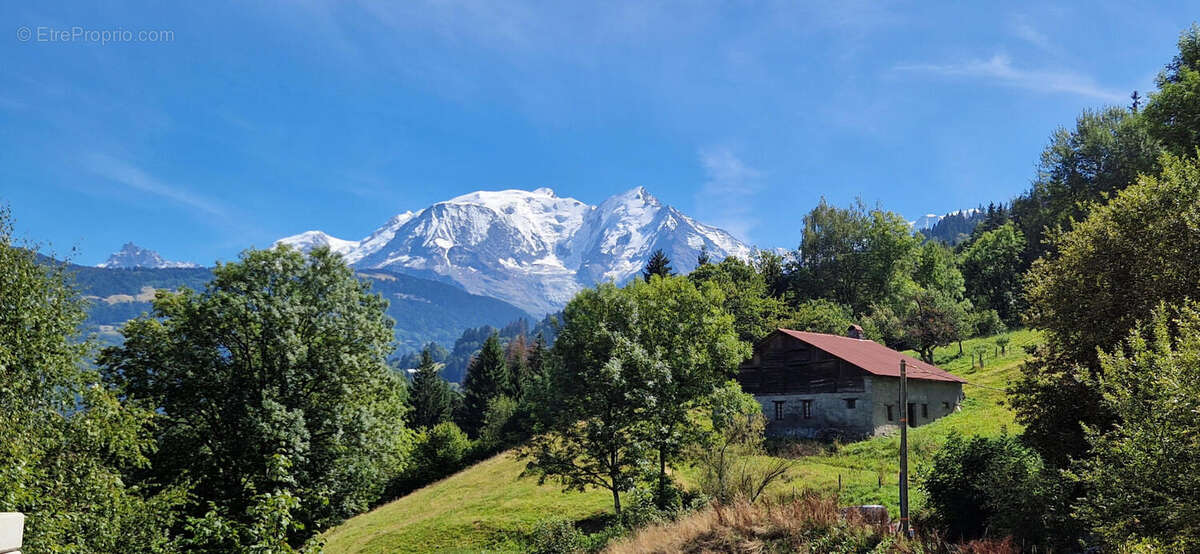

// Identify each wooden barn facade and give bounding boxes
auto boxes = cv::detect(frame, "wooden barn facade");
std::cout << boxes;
[737,327,966,440]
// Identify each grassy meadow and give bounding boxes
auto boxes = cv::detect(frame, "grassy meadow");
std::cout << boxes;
[324,329,1041,553]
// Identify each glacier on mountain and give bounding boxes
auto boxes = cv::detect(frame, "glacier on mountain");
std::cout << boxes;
[276,187,753,315]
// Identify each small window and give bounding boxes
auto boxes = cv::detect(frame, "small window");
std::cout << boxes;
[844,398,857,409]
[943,401,952,411]
[922,404,928,418]
[887,405,894,421]
[773,401,785,421]
[801,400,813,419]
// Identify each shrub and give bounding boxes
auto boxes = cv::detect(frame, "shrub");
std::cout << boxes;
[387,422,470,496]
[1076,303,1200,550]
[477,394,520,452]
[692,382,792,504]
[528,519,586,554]
[921,433,1058,547]
[969,309,1007,338]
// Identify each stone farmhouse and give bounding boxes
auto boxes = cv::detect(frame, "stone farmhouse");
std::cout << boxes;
[736,326,966,440]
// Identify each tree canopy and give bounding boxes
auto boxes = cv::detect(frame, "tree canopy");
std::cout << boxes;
[1014,153,1200,466]
[100,245,413,544]
[0,209,182,552]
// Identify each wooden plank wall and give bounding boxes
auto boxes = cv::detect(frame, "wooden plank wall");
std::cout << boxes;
[738,334,866,394]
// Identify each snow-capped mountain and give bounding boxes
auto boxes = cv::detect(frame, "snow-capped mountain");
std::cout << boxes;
[276,187,753,315]
[910,214,942,230]
[273,230,360,258]
[98,242,198,269]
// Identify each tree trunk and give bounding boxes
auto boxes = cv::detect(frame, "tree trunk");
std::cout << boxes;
[612,487,621,515]
[958,340,963,356]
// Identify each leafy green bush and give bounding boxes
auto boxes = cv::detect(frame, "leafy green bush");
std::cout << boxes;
[921,432,1059,547]
[1077,302,1200,550]
[528,518,587,554]
[779,298,854,335]
[969,308,1007,338]
[389,421,471,497]
[478,394,521,452]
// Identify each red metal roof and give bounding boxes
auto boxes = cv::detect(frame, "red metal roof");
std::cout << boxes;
[775,329,966,383]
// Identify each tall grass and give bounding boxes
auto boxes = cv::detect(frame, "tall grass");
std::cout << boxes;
[605,494,1021,553]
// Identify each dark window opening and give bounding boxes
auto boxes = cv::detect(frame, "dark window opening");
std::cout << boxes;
[801,400,813,419]
[773,401,785,421]
[886,405,894,421]
[844,398,856,409]
[922,404,929,418]
[943,401,952,411]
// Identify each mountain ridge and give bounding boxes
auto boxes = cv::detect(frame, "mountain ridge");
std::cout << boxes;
[278,186,754,314]
[98,242,198,269]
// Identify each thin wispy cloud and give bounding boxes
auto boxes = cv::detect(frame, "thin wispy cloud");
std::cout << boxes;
[1013,23,1054,54]
[84,153,228,220]
[694,147,762,241]
[895,54,1126,103]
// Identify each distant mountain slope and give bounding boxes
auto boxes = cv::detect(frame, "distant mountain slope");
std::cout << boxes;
[923,210,985,244]
[277,187,753,315]
[64,263,531,352]
[355,269,534,351]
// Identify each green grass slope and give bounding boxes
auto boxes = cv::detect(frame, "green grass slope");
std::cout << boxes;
[322,452,611,553]
[325,329,1041,552]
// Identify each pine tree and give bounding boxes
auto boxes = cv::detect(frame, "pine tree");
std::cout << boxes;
[459,333,510,437]
[642,249,674,282]
[528,332,548,381]
[696,244,712,266]
[506,334,531,399]
[409,347,453,430]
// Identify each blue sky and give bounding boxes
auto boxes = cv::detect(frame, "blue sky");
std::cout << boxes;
[1,1,1194,265]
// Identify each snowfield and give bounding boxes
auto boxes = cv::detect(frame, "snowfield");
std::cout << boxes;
[277,186,754,315]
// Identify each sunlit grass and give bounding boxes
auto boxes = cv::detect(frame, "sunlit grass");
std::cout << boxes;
[322,452,611,553]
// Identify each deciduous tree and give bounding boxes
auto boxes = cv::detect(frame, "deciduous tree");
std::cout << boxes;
[100,245,413,543]
[1014,153,1200,466]
[1077,302,1200,550]
[0,209,183,551]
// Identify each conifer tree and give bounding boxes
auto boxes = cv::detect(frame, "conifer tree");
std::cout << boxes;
[409,347,453,430]
[696,244,712,266]
[642,249,674,281]
[459,333,510,437]
[506,334,531,399]
[528,332,548,382]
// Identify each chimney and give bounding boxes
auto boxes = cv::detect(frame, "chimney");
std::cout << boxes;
[847,324,865,339]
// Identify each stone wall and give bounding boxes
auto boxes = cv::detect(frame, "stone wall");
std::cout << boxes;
[755,376,964,440]
[867,377,964,436]
[755,383,876,440]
